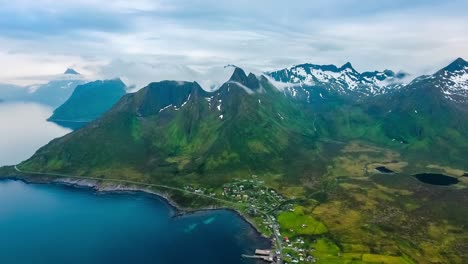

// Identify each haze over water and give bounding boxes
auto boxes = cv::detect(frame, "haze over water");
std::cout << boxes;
[0,102,71,166]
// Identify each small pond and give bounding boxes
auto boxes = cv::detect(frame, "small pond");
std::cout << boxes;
[375,166,394,174]
[413,173,459,186]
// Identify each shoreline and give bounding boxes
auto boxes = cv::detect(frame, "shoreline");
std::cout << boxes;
[0,174,272,244]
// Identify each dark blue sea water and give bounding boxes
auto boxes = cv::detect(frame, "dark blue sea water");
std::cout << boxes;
[0,180,269,264]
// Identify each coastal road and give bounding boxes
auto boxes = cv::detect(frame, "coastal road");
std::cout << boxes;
[268,214,283,264]
[13,165,242,207]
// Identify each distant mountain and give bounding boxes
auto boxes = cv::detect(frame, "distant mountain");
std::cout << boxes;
[48,79,127,129]
[0,83,27,101]
[408,57,468,104]
[27,69,86,108]
[0,70,85,107]
[28,78,86,108]
[64,68,80,75]
[266,62,408,100]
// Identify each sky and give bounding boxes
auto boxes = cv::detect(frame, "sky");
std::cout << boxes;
[0,0,467,88]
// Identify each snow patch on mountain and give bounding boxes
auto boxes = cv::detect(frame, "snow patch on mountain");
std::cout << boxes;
[438,66,468,102]
[159,104,173,113]
[180,93,191,107]
[448,67,468,89]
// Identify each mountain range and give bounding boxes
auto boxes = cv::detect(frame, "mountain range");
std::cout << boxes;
[267,62,409,100]
[18,58,468,178]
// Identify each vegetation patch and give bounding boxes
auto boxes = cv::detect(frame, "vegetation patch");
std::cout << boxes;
[278,205,328,236]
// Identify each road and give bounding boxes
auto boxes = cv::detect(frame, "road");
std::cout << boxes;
[269,214,284,264]
[13,165,241,207]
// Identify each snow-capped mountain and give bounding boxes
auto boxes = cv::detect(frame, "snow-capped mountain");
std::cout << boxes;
[431,58,467,103]
[266,62,408,98]
[405,58,468,104]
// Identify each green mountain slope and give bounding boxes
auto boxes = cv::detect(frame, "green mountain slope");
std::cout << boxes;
[20,61,468,178]
[362,58,468,164]
[48,79,126,128]
[22,69,319,184]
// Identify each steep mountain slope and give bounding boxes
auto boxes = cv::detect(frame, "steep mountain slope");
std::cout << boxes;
[264,59,468,166]
[358,58,468,164]
[48,79,126,128]
[20,68,318,183]
[267,62,408,101]
[421,57,468,104]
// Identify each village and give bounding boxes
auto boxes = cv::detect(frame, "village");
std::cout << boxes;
[183,176,319,264]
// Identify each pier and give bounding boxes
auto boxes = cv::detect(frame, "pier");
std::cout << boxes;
[242,248,278,263]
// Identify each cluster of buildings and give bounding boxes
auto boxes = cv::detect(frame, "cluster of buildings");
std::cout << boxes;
[282,237,317,263]
[221,178,286,212]
[187,177,318,264]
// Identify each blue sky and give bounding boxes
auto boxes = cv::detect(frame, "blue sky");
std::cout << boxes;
[0,0,467,87]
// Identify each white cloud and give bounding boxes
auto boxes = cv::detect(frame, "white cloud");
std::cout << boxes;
[0,0,467,85]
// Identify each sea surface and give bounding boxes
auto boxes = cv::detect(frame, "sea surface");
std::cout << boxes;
[0,102,71,166]
[0,180,270,264]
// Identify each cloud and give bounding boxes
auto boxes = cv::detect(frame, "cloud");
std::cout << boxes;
[0,0,467,86]
[97,59,237,91]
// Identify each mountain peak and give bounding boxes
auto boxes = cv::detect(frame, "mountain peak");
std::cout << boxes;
[227,67,260,90]
[64,68,80,75]
[341,62,354,69]
[383,69,396,77]
[454,57,467,64]
[442,57,468,72]
[229,67,249,82]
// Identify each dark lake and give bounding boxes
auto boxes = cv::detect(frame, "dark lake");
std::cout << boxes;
[413,173,459,186]
[0,180,269,264]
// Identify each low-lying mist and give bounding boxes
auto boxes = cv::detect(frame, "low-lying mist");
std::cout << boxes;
[0,102,71,166]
